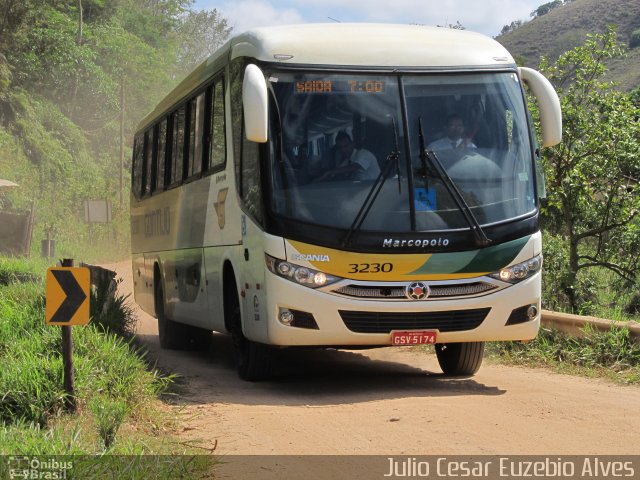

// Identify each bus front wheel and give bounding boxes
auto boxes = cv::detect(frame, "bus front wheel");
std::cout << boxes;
[435,341,484,376]
[227,298,274,381]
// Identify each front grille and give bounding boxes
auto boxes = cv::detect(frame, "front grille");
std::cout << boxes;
[332,282,498,300]
[339,308,491,334]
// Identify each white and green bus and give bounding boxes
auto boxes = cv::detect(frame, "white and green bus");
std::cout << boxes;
[131,24,561,380]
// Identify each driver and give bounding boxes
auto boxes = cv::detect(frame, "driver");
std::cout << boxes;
[316,131,380,181]
[428,114,477,151]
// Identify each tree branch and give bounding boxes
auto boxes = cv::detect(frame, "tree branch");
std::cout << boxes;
[574,211,638,242]
[577,257,636,282]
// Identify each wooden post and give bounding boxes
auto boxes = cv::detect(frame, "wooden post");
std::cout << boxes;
[61,258,77,412]
[24,200,36,257]
[120,77,125,206]
[47,228,52,258]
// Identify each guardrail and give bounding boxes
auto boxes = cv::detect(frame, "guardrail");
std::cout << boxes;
[541,309,640,340]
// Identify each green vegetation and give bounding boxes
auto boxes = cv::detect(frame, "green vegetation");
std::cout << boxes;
[534,29,640,314]
[498,0,640,91]
[0,1,230,262]
[0,257,214,475]
[630,29,640,49]
[510,27,640,317]
[487,325,640,384]
[530,0,566,19]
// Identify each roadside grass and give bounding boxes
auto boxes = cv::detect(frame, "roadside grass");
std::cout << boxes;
[587,268,640,323]
[487,325,640,384]
[0,256,215,476]
[543,262,640,322]
[0,256,46,285]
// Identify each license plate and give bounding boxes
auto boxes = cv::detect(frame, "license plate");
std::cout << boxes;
[390,330,437,346]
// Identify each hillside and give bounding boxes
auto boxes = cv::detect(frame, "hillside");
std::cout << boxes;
[0,3,229,261]
[497,0,640,90]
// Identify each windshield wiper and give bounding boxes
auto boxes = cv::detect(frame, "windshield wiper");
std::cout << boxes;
[418,117,491,248]
[342,118,402,248]
[417,118,433,196]
[391,116,402,195]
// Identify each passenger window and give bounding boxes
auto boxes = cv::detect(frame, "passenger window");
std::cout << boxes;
[186,98,196,178]
[210,78,226,170]
[193,93,206,176]
[156,119,167,191]
[132,134,144,199]
[143,128,154,197]
[172,106,186,185]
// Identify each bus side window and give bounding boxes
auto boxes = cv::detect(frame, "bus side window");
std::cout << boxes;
[143,128,154,197]
[242,135,262,224]
[230,59,243,188]
[185,97,197,179]
[192,92,206,177]
[230,58,262,224]
[171,105,186,186]
[132,133,144,199]
[209,77,226,170]
[156,118,167,192]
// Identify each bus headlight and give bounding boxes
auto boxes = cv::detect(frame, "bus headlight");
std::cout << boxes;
[490,254,542,284]
[266,254,342,288]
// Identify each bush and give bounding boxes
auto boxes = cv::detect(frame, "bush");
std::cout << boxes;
[630,29,640,49]
[90,397,129,450]
[541,233,572,311]
[625,291,640,315]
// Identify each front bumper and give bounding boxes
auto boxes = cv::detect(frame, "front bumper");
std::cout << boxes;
[260,272,541,346]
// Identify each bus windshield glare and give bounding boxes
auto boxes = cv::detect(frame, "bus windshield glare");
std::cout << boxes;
[268,71,536,233]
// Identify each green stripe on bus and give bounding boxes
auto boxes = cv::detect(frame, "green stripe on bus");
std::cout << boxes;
[409,235,531,275]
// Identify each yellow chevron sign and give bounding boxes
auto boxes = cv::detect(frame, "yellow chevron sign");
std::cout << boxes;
[46,267,90,326]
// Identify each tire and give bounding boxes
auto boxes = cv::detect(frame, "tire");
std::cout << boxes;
[435,341,485,376]
[156,282,209,350]
[227,291,274,381]
[187,326,212,351]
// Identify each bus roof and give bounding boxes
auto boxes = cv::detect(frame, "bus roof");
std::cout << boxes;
[231,23,514,68]
[137,24,516,132]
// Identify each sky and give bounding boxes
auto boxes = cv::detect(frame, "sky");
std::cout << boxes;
[192,0,544,38]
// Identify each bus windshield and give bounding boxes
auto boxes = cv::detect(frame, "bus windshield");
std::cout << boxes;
[268,71,536,234]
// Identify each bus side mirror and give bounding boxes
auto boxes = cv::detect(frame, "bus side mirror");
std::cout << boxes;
[243,64,269,143]
[519,67,562,147]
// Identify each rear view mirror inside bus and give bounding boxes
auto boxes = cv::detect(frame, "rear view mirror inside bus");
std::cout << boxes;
[243,64,269,143]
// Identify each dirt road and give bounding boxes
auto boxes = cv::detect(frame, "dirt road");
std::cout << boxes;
[106,260,640,456]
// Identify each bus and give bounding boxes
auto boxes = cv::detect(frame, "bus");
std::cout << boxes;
[130,24,562,381]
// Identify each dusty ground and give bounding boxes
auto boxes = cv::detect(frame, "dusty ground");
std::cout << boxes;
[106,260,640,457]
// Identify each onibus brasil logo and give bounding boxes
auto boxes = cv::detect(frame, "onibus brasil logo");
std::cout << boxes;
[8,457,73,480]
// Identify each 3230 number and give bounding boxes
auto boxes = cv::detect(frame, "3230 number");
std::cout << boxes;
[348,263,393,274]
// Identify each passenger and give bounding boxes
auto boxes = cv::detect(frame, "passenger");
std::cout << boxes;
[316,131,380,181]
[428,114,477,151]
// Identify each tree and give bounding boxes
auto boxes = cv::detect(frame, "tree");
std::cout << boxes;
[500,20,524,36]
[530,0,563,18]
[536,28,640,312]
[437,20,465,30]
[0,0,231,255]
[175,8,231,73]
